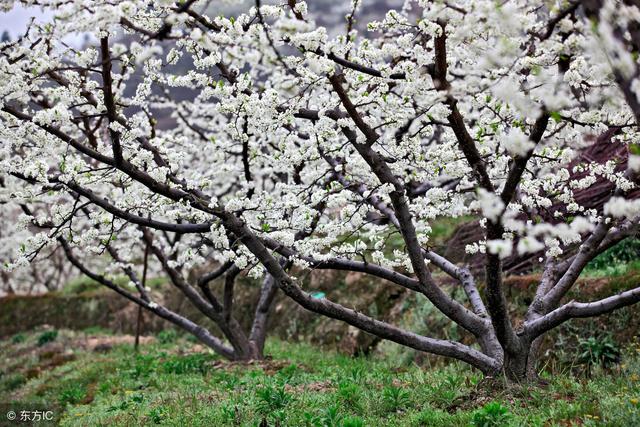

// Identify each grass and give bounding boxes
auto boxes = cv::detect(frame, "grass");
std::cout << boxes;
[59,275,167,295]
[0,239,637,425]
[583,238,640,278]
[1,330,640,426]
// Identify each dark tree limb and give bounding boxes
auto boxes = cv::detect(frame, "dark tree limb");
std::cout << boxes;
[59,237,235,358]
[99,37,123,165]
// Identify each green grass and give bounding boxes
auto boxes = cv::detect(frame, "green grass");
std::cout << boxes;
[1,330,640,426]
[59,275,167,295]
[584,238,640,278]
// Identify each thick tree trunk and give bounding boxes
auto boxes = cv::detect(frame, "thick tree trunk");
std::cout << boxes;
[249,274,279,359]
[503,353,529,382]
[526,337,543,379]
[501,339,541,382]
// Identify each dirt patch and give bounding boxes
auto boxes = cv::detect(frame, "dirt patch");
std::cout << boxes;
[208,358,294,375]
[444,377,550,413]
[503,274,541,291]
[285,380,333,393]
[6,333,155,384]
[79,335,155,352]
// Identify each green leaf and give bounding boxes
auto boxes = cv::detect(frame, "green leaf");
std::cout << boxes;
[550,111,562,123]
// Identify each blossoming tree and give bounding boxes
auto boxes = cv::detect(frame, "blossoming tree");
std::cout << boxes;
[2,0,640,380]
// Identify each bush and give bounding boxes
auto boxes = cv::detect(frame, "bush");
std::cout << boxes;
[577,336,621,368]
[37,330,58,346]
[11,333,26,344]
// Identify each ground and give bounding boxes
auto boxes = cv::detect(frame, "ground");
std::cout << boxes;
[1,329,640,426]
[1,239,639,426]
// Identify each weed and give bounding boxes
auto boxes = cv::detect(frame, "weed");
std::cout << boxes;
[382,385,410,412]
[58,384,86,406]
[578,336,621,370]
[219,404,238,424]
[472,402,510,427]
[147,407,166,424]
[277,363,301,384]
[349,365,366,382]
[586,238,640,275]
[156,329,178,344]
[319,405,342,427]
[161,354,210,375]
[0,373,26,392]
[412,407,450,426]
[304,406,344,427]
[255,384,292,414]
[127,353,157,379]
[336,381,361,409]
[107,393,144,412]
[3,331,640,426]
[342,416,365,427]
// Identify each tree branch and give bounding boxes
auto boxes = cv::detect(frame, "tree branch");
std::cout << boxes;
[218,212,500,374]
[525,286,640,339]
[99,36,123,165]
[59,237,235,358]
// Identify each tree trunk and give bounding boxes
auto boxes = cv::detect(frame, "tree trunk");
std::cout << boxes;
[502,339,541,382]
[503,353,529,382]
[526,337,543,379]
[249,275,279,359]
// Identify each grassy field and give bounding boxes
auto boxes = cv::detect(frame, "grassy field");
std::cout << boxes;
[1,329,640,426]
[1,240,638,426]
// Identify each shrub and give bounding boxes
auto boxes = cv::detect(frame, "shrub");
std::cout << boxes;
[37,330,58,346]
[577,336,621,369]
[11,333,26,344]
